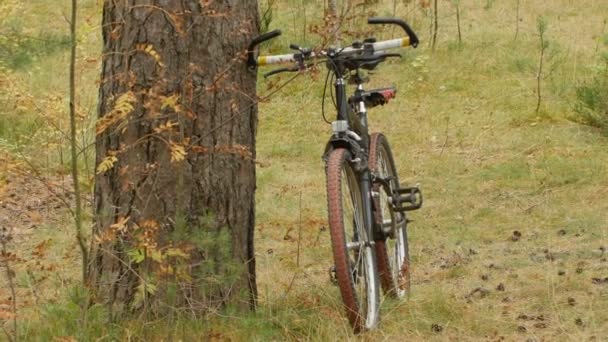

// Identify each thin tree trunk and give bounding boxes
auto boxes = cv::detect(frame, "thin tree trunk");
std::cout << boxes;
[536,19,546,114]
[328,0,339,44]
[391,0,398,37]
[69,0,88,283]
[302,0,307,43]
[456,1,462,45]
[595,18,607,53]
[432,0,438,51]
[536,44,544,113]
[514,0,520,41]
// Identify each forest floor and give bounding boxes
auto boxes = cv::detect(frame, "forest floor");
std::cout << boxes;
[0,154,72,240]
[0,153,79,324]
[1,0,608,341]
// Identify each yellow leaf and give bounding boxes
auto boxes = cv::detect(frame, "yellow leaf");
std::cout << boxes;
[165,247,189,259]
[161,94,180,112]
[153,120,179,133]
[169,142,186,162]
[96,92,136,135]
[110,216,130,233]
[96,155,118,174]
[136,44,165,67]
[139,219,160,231]
[149,249,163,263]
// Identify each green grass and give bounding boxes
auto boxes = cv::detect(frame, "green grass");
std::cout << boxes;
[1,0,608,340]
[256,2,608,340]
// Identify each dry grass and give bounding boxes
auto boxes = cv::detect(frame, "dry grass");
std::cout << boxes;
[255,0,608,340]
[0,0,607,340]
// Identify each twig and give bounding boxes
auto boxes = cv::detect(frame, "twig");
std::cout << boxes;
[431,0,439,51]
[595,18,607,54]
[284,192,303,296]
[455,0,462,45]
[188,72,301,148]
[296,192,302,268]
[327,0,339,44]
[514,0,520,41]
[25,270,41,305]
[0,227,17,342]
[439,115,450,157]
[535,17,547,114]
[14,152,75,217]
[301,0,307,43]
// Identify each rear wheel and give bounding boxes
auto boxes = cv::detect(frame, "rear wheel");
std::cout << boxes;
[326,148,380,332]
[369,133,411,298]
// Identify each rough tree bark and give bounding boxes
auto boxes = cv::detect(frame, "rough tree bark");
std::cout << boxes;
[88,0,259,317]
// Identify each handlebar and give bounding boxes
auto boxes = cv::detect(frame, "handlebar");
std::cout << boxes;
[248,17,419,75]
[257,38,409,67]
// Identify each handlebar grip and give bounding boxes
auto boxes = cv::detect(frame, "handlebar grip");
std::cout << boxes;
[368,17,419,48]
[247,29,282,70]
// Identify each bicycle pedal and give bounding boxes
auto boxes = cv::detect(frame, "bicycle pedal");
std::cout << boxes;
[392,186,423,212]
[328,266,338,285]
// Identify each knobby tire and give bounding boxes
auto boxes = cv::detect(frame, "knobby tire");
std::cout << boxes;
[326,148,380,332]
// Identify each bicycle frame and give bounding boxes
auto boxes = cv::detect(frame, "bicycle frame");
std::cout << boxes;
[328,61,377,244]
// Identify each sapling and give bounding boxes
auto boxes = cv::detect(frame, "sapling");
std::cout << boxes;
[68,0,88,282]
[514,0,520,41]
[535,16,548,114]
[454,0,462,45]
[431,0,438,51]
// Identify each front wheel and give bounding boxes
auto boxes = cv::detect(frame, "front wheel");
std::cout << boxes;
[369,133,411,298]
[326,148,380,332]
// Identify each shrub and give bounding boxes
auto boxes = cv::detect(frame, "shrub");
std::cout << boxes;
[572,37,608,133]
[574,74,608,130]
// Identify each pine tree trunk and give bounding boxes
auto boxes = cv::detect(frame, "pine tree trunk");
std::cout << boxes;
[89,0,259,317]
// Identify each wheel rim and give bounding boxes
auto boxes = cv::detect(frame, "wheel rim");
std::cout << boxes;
[393,221,409,296]
[376,142,409,297]
[341,165,379,329]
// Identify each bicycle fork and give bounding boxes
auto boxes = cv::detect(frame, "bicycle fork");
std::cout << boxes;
[359,169,376,248]
[329,164,376,285]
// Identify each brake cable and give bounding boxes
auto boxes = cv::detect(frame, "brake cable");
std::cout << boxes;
[321,67,332,124]
[322,52,343,125]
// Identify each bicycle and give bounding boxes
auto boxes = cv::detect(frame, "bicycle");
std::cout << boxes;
[247,17,423,332]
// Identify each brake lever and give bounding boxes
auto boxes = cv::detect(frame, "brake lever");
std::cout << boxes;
[351,52,401,62]
[263,66,299,78]
[380,53,402,59]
